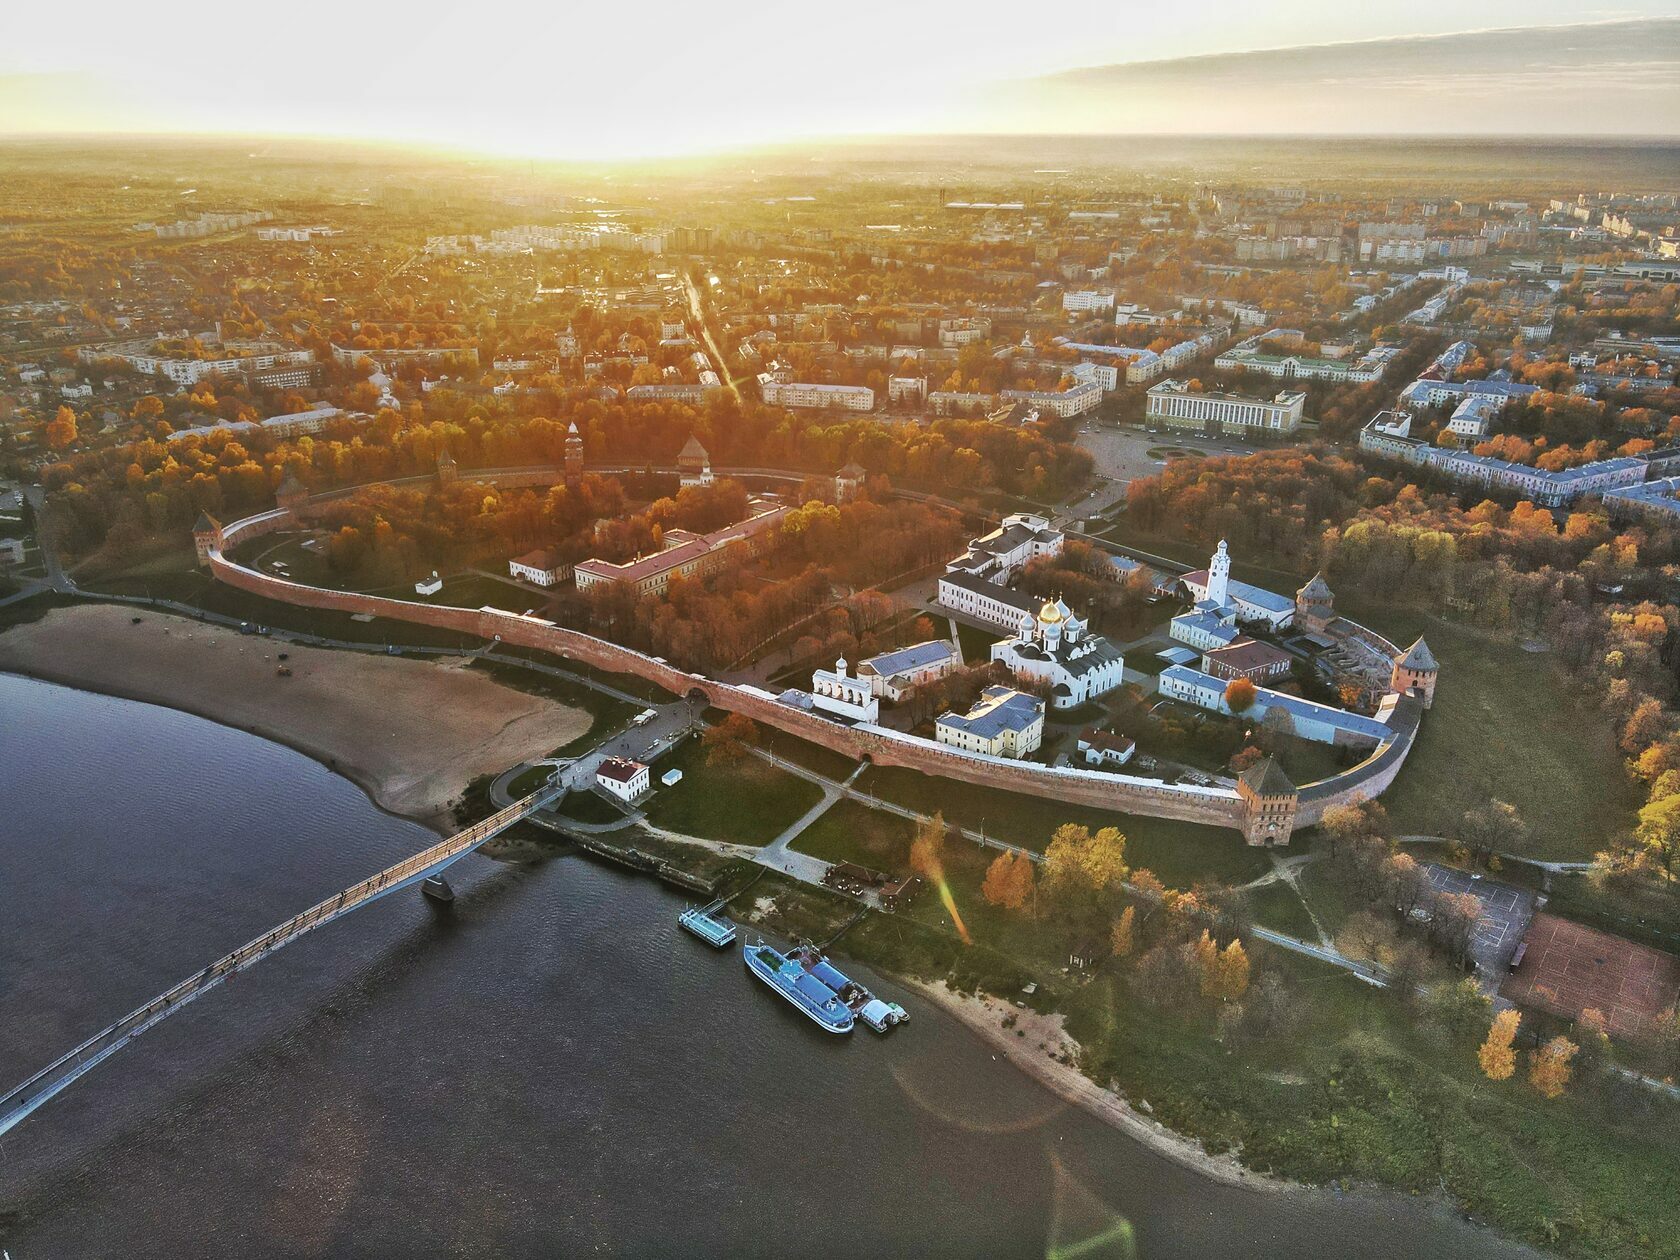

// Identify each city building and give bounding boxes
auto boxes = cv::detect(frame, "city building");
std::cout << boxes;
[998,380,1102,418]
[1158,665,1395,747]
[574,499,788,598]
[1215,336,1390,382]
[1145,380,1305,438]
[1358,413,1647,507]
[989,598,1125,710]
[509,549,570,586]
[1202,638,1293,683]
[810,658,880,723]
[935,686,1044,759]
[1445,395,1500,439]
[596,757,650,803]
[1180,541,1296,629]
[1076,729,1136,767]
[855,640,960,701]
[756,376,874,411]
[1604,476,1680,523]
[1062,290,1115,314]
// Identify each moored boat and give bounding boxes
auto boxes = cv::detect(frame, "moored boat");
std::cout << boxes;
[743,941,854,1033]
[679,905,737,948]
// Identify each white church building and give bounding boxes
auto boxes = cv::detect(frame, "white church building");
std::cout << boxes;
[990,597,1126,710]
[810,657,880,723]
[1180,540,1295,630]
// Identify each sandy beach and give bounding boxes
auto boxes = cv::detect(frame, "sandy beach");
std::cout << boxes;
[0,604,592,829]
[908,979,1284,1192]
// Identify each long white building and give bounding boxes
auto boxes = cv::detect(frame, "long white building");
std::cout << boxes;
[757,375,874,411]
[1146,380,1305,437]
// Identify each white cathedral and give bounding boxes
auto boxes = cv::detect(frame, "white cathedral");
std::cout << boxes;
[990,597,1126,710]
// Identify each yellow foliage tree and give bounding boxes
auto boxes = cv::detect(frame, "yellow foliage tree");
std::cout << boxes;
[1478,1008,1521,1081]
[1529,1036,1579,1099]
[982,851,1029,911]
[1111,906,1136,958]
[910,811,946,881]
[1216,939,1250,1001]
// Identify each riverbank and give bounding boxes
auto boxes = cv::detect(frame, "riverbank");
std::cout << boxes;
[904,979,1283,1193]
[0,603,590,830]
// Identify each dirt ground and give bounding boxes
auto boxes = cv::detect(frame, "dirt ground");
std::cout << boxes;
[0,604,590,830]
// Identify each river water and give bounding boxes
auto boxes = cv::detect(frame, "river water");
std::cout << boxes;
[0,673,1538,1258]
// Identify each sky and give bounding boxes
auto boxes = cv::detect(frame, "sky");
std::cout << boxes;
[1,2,1677,158]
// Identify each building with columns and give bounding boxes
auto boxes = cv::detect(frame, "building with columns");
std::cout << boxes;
[810,657,880,723]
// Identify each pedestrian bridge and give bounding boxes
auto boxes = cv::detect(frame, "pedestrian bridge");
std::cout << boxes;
[0,780,564,1140]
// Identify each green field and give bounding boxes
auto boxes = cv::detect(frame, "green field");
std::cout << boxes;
[642,740,824,845]
[851,765,1271,889]
[1347,608,1643,862]
[791,799,916,871]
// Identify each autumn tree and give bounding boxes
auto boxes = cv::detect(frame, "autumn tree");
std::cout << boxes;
[1195,935,1250,1001]
[1529,1035,1579,1099]
[1224,677,1258,714]
[45,404,78,450]
[982,851,1033,912]
[1110,906,1136,959]
[1043,824,1130,914]
[1634,792,1680,879]
[1479,1008,1520,1081]
[701,713,759,766]
[1458,800,1529,864]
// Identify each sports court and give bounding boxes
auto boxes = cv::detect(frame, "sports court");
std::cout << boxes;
[1501,913,1680,1039]
[1423,863,1533,976]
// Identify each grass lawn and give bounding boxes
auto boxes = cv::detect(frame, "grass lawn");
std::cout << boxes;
[955,619,1003,664]
[555,790,629,826]
[757,729,859,781]
[1344,607,1643,862]
[506,764,558,799]
[852,764,1271,889]
[642,740,823,845]
[791,800,916,871]
[1244,880,1322,941]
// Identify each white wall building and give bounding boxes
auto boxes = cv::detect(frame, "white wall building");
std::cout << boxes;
[1180,541,1296,628]
[757,375,875,411]
[1146,381,1305,437]
[936,686,1044,759]
[810,658,880,723]
[856,640,960,701]
[990,598,1125,710]
[509,549,570,586]
[596,757,650,802]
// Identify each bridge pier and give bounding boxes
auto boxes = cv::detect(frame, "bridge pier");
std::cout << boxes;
[421,875,455,905]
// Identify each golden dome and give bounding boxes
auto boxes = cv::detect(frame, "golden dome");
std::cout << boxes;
[1039,600,1064,624]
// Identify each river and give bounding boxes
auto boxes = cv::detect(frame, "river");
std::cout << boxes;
[0,673,1538,1258]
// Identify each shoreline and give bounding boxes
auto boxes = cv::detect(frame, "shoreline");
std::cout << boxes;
[0,657,461,836]
[0,604,591,834]
[903,978,1288,1194]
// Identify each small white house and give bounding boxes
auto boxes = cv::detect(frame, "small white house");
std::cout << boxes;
[597,757,650,802]
[414,571,443,596]
[509,549,570,587]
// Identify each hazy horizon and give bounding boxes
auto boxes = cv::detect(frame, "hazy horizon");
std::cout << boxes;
[3,7,1678,160]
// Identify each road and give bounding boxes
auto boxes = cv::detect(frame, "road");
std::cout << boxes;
[681,269,741,402]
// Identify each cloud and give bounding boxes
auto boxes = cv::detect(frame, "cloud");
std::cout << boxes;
[987,18,1680,134]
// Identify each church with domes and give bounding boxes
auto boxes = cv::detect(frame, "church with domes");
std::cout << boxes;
[989,597,1126,710]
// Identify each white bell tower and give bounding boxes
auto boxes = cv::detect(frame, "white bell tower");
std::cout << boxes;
[1207,540,1231,608]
